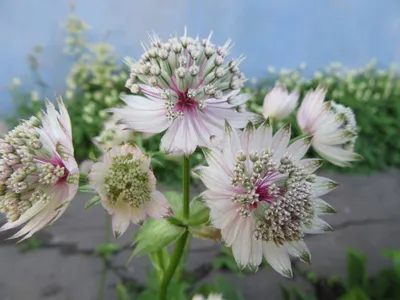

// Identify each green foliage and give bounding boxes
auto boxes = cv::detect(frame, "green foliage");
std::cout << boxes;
[18,236,43,253]
[84,195,101,209]
[94,242,120,260]
[282,248,400,300]
[246,61,400,174]
[130,218,186,260]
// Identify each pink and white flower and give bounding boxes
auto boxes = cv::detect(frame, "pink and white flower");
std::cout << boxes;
[89,143,171,238]
[297,87,360,166]
[0,98,79,241]
[196,122,337,277]
[112,30,257,155]
[262,85,299,121]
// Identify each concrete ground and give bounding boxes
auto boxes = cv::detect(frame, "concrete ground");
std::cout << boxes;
[0,170,400,300]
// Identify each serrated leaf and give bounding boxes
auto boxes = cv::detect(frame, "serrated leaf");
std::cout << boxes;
[188,196,210,226]
[189,225,221,242]
[164,191,184,220]
[129,219,185,262]
[79,184,95,193]
[84,195,101,209]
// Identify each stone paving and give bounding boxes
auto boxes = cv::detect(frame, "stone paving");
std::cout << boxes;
[0,170,400,300]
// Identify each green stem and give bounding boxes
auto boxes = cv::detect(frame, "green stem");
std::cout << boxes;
[97,214,111,300]
[157,231,189,300]
[183,156,190,220]
[157,156,191,300]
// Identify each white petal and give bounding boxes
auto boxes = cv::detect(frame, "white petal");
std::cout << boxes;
[263,242,292,278]
[0,201,47,231]
[284,240,311,263]
[220,122,241,166]
[302,217,332,234]
[313,197,336,215]
[313,142,361,167]
[144,190,170,219]
[112,210,131,238]
[254,121,273,153]
[312,176,338,197]
[231,217,253,269]
[286,137,311,162]
[298,158,323,173]
[271,124,291,161]
[160,115,198,155]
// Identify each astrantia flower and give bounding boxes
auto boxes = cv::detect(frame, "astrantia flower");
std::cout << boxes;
[197,122,337,277]
[0,98,79,240]
[112,29,257,155]
[297,87,360,166]
[193,294,224,300]
[262,85,299,121]
[89,143,171,237]
[93,115,135,151]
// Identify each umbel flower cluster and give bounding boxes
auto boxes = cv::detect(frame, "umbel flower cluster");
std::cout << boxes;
[1,30,360,298]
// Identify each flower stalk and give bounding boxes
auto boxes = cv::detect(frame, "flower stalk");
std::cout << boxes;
[158,155,191,299]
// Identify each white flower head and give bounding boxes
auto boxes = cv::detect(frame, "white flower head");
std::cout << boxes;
[0,97,79,241]
[89,143,171,238]
[297,86,361,167]
[262,85,299,121]
[93,114,136,151]
[112,29,258,155]
[197,122,337,277]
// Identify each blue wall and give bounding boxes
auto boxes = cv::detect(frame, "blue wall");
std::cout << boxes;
[1,0,399,114]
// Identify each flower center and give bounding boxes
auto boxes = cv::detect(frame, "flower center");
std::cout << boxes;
[230,150,316,244]
[104,154,151,208]
[175,89,199,113]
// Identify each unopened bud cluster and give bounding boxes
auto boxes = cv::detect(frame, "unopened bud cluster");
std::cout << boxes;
[104,154,151,208]
[0,118,68,222]
[125,31,246,120]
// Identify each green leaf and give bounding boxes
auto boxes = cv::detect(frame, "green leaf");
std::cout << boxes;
[164,191,184,220]
[346,248,368,290]
[116,283,130,300]
[280,284,292,300]
[84,195,101,209]
[94,242,120,259]
[188,196,210,226]
[339,287,369,300]
[129,219,186,262]
[189,225,221,242]
[89,151,97,162]
[79,184,95,193]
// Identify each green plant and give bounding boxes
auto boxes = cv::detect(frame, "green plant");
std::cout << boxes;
[246,61,400,174]
[281,248,400,300]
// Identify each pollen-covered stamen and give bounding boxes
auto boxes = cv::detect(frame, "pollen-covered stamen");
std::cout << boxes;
[253,164,315,245]
[230,149,280,217]
[104,154,151,208]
